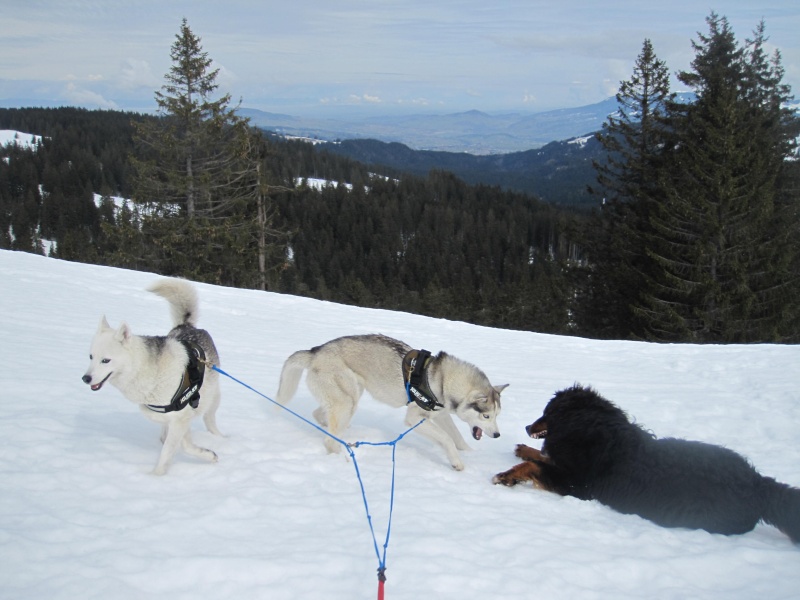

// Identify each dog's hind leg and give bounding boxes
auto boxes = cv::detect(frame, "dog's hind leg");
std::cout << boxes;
[203,410,222,437]
[306,369,361,454]
[312,406,328,427]
[201,379,223,436]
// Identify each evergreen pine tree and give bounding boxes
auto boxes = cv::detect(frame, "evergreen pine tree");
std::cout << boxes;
[124,19,289,287]
[132,18,246,220]
[579,39,673,338]
[634,13,799,342]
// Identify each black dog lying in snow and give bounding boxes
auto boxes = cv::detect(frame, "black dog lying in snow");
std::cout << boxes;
[493,385,800,543]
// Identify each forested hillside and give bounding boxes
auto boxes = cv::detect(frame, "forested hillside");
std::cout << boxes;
[0,106,581,335]
[319,135,602,207]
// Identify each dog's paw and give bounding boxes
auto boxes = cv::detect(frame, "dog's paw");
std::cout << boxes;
[492,472,517,486]
[514,444,542,461]
[451,459,465,471]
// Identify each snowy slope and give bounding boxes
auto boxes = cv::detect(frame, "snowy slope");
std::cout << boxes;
[1,249,799,600]
[0,129,42,149]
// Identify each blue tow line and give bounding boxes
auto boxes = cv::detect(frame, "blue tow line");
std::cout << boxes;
[211,364,425,581]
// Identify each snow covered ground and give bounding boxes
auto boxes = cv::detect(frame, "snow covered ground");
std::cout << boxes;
[296,177,354,191]
[2,249,799,600]
[0,129,42,149]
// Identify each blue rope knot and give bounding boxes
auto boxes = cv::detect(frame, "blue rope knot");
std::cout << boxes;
[210,364,425,580]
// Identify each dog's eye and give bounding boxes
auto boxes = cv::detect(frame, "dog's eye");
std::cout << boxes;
[101,358,111,364]
[482,413,491,419]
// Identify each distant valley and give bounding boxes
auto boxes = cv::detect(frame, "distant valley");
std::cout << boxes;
[240,97,618,155]
[246,98,618,207]
[317,135,604,208]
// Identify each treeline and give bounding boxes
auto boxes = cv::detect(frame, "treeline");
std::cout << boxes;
[577,16,800,343]
[0,107,143,258]
[274,170,576,331]
[322,135,602,208]
[0,106,579,335]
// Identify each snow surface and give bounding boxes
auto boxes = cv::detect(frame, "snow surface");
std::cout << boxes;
[0,129,42,149]
[2,249,799,600]
[93,193,130,211]
[296,177,354,191]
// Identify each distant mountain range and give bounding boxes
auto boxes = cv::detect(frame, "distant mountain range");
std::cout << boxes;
[240,97,619,155]
[252,94,798,207]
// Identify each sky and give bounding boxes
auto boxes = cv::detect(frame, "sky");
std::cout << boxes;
[1,1,799,117]
[3,248,800,599]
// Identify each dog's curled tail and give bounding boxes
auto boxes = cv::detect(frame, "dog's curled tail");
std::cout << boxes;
[147,279,200,327]
[275,350,312,405]
[761,477,800,544]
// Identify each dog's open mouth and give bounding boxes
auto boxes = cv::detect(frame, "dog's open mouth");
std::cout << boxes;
[90,373,112,391]
[527,420,548,439]
[472,426,483,441]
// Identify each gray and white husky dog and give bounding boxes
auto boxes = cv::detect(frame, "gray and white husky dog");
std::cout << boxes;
[82,279,222,475]
[275,334,507,470]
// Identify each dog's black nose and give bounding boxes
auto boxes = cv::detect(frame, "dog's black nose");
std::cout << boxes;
[82,374,91,384]
[493,432,500,438]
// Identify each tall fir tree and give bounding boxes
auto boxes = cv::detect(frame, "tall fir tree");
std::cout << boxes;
[578,39,673,338]
[122,19,289,287]
[634,13,799,342]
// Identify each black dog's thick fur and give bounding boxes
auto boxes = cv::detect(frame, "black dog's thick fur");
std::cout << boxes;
[494,385,800,543]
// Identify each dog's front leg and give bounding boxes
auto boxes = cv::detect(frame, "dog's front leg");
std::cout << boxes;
[154,420,186,475]
[515,444,547,463]
[180,431,218,464]
[408,412,464,470]
[435,412,471,452]
[492,461,544,487]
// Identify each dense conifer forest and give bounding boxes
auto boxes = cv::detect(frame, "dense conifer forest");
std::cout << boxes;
[0,106,579,335]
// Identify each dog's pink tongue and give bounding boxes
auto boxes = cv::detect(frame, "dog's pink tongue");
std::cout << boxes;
[473,426,483,441]
[91,383,103,391]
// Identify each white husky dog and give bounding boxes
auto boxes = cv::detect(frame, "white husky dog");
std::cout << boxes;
[82,279,222,475]
[276,334,507,470]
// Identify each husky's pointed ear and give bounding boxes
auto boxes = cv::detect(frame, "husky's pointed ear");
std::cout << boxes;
[114,322,132,343]
[494,383,509,395]
[98,315,112,331]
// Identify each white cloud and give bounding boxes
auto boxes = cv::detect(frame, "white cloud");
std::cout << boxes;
[63,82,119,110]
[118,59,160,90]
[4,1,795,115]
[346,93,382,104]
[214,63,238,89]
[399,97,430,106]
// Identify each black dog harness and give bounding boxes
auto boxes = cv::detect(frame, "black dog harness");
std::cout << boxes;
[145,341,206,414]
[402,349,443,411]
